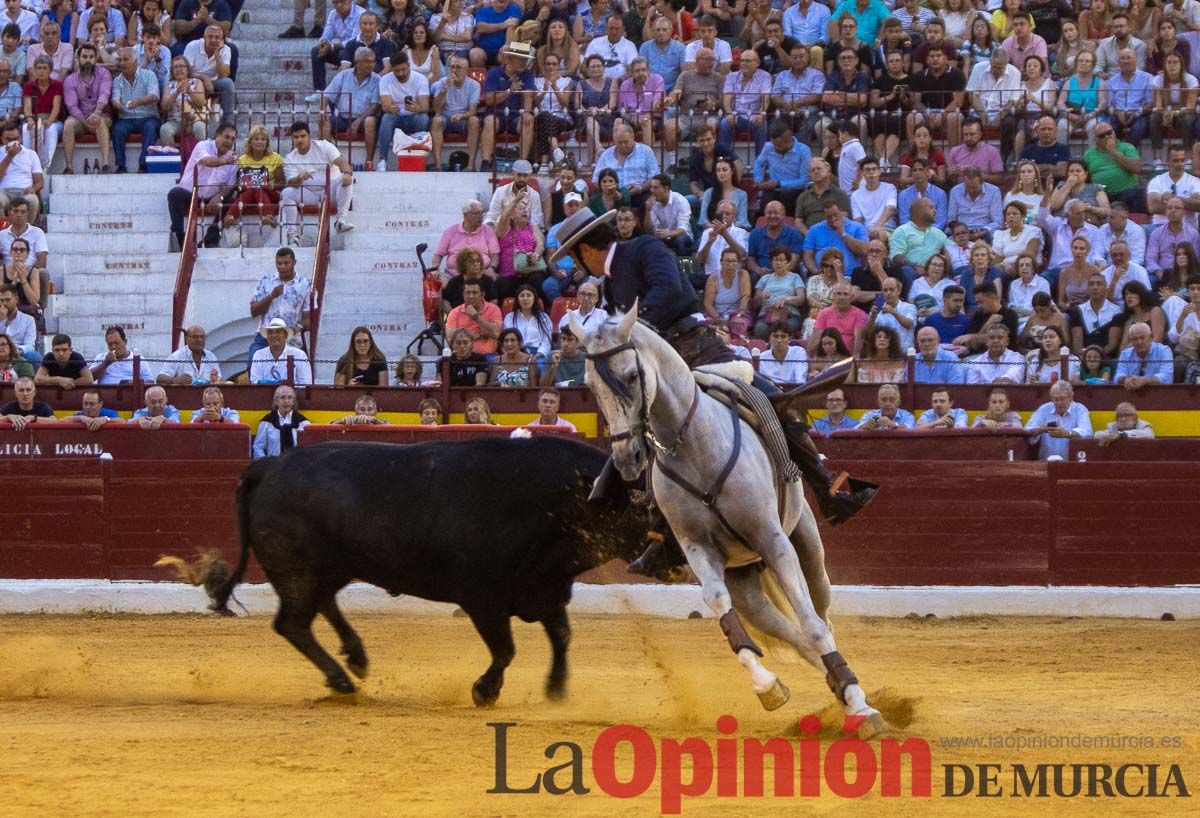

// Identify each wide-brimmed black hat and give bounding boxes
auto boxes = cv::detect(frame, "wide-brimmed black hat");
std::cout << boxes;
[548,208,618,264]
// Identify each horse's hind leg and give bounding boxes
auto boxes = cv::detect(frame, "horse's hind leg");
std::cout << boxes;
[320,594,368,680]
[274,598,356,694]
[541,605,570,701]
[680,539,789,711]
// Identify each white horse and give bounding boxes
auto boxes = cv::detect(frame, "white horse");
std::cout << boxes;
[570,306,884,736]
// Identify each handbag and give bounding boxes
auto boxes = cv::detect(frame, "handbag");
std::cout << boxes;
[1179,328,1200,361]
[513,251,546,274]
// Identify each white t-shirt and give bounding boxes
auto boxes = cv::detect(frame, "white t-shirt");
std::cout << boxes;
[583,36,639,80]
[0,145,42,190]
[838,138,866,194]
[850,182,897,229]
[379,70,430,107]
[685,38,733,68]
[0,223,47,264]
[1146,170,1200,226]
[908,276,954,310]
[758,344,808,385]
[697,224,749,278]
[1150,72,1198,107]
[250,345,313,385]
[284,139,343,185]
[991,223,1042,264]
[182,40,232,82]
[1008,275,1051,316]
[1101,263,1152,303]
[535,76,574,117]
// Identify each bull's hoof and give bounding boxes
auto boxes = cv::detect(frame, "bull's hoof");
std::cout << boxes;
[327,674,356,695]
[854,709,889,739]
[471,680,500,708]
[545,677,568,702]
[316,690,362,706]
[757,679,790,711]
[347,659,369,680]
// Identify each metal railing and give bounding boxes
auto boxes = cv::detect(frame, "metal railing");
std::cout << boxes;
[306,168,333,365]
[170,169,200,352]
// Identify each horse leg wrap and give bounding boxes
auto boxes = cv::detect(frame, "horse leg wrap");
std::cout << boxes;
[821,651,858,705]
[719,611,763,657]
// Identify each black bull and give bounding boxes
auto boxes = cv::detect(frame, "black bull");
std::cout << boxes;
[205,437,648,704]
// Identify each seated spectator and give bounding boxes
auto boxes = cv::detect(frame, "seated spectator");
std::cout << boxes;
[307,0,364,92]
[972,386,1024,429]
[135,24,171,91]
[21,56,63,170]
[319,46,380,157]
[1084,120,1145,213]
[557,280,606,336]
[1019,116,1070,179]
[866,276,917,351]
[190,386,240,423]
[769,43,825,148]
[801,200,867,277]
[225,125,284,229]
[1096,203,1146,268]
[61,43,113,174]
[0,237,40,331]
[430,55,481,171]
[753,247,806,337]
[182,24,234,130]
[250,318,313,385]
[575,54,618,165]
[811,388,856,435]
[917,387,969,428]
[132,385,181,430]
[888,197,948,289]
[0,330,30,378]
[0,58,20,122]
[253,385,309,459]
[869,50,913,168]
[1101,241,1151,305]
[1047,160,1110,222]
[617,56,665,152]
[719,47,770,156]
[503,284,553,358]
[158,57,209,158]
[532,53,575,172]
[331,393,390,426]
[544,193,594,302]
[1025,380,1092,459]
[640,14,685,89]
[334,326,389,386]
[418,397,441,425]
[699,157,749,231]
[1103,46,1153,154]
[27,20,70,81]
[281,120,355,240]
[794,156,849,234]
[84,18,120,71]
[1026,325,1082,383]
[1114,282,1167,347]
[963,54,1021,164]
[474,0,523,66]
[528,387,577,431]
[65,389,122,431]
[1005,160,1046,216]
[856,326,906,384]
[820,50,871,149]
[339,11,395,77]
[922,283,971,345]
[445,327,489,386]
[0,375,52,428]
[749,200,805,278]
[958,285,1019,353]
[248,247,310,364]
[1147,148,1200,231]
[0,25,26,86]
[908,253,954,318]
[111,47,162,174]
[948,167,1003,239]
[465,396,497,425]
[850,156,897,239]
[376,51,428,170]
[1018,291,1072,352]
[537,18,580,80]
[1096,401,1156,444]
[682,124,738,213]
[489,328,536,387]
[696,201,749,284]
[913,324,966,383]
[758,322,808,385]
[480,48,535,171]
[703,247,752,333]
[0,119,41,214]
[990,202,1041,274]
[1115,320,1174,387]
[957,240,1004,316]
[943,220,973,271]
[856,383,916,429]
[495,193,545,303]
[644,173,692,256]
[808,281,866,355]
[589,167,630,216]
[89,325,153,384]
[683,15,733,74]
[904,102,958,186]
[1079,344,1114,383]
[592,123,659,207]
[0,199,45,272]
[166,123,237,251]
[432,200,499,279]
[133,0,173,50]
[541,326,586,386]
[1146,197,1200,282]
[1008,255,1051,329]
[966,323,1026,383]
[394,354,437,387]
[34,333,93,391]
[897,157,947,230]
[615,205,642,240]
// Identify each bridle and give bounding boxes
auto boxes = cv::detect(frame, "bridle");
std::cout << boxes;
[585,341,698,457]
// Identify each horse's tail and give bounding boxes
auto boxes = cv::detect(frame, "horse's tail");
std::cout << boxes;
[745,568,807,665]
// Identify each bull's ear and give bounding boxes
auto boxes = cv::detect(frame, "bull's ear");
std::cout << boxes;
[567,313,589,346]
[616,300,638,343]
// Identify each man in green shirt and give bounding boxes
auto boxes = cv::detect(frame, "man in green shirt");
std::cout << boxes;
[1083,125,1145,213]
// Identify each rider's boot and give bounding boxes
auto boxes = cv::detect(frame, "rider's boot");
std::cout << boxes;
[627,505,686,579]
[588,455,623,502]
[780,418,878,526]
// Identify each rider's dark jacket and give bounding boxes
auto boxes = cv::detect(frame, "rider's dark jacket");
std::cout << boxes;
[605,235,698,331]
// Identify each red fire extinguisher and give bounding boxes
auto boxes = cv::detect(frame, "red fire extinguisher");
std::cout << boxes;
[422,272,442,324]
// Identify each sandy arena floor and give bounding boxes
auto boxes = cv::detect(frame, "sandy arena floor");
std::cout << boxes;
[0,610,1196,816]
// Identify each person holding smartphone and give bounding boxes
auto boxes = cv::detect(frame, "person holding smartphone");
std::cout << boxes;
[1025,379,1093,460]
[864,275,917,351]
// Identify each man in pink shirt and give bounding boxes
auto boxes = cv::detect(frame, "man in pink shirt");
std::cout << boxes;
[166,123,238,250]
[719,48,772,154]
[62,42,113,173]
[807,281,867,356]
[432,199,500,278]
[445,280,503,355]
[617,57,665,149]
[26,20,72,81]
[1001,13,1047,72]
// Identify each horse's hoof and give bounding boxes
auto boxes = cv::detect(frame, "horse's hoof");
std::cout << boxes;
[347,659,369,680]
[855,709,889,739]
[757,679,790,711]
[472,681,499,708]
[327,675,356,695]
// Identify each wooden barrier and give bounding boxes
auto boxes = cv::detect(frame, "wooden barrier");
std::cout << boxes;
[821,429,1034,461]
[0,423,250,460]
[297,424,582,446]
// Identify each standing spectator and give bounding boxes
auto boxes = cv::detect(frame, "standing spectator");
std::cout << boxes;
[252,385,310,459]
[110,47,160,173]
[132,385,182,429]
[1025,380,1092,459]
[250,318,312,385]
[281,120,355,240]
[182,24,234,129]
[308,0,362,96]
[248,247,310,364]
[430,55,481,172]
[376,51,429,170]
[190,387,240,424]
[0,375,51,428]
[964,53,1022,165]
[20,56,61,170]
[166,123,237,251]
[832,119,866,194]
[480,48,534,171]
[494,192,544,302]
[34,333,92,390]
[88,325,153,384]
[157,325,219,385]
[1115,321,1174,386]
[664,48,723,163]
[26,20,69,81]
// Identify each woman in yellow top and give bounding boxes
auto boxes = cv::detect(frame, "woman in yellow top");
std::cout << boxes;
[225,125,285,228]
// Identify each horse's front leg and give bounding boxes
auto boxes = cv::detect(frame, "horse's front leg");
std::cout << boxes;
[680,538,790,711]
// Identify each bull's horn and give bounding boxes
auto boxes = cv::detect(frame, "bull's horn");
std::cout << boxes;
[616,300,638,343]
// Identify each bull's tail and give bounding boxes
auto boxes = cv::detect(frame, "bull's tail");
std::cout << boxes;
[208,459,271,614]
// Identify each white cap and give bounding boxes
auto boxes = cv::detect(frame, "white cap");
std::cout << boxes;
[564,192,583,205]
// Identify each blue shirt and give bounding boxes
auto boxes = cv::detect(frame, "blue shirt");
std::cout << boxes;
[484,66,536,115]
[73,408,120,419]
[948,182,1003,231]
[319,4,364,46]
[813,414,857,435]
[771,67,827,113]
[132,405,182,422]
[112,67,160,119]
[748,224,805,269]
[190,406,241,423]
[912,348,967,384]
[475,4,523,54]
[1104,69,1154,113]
[546,221,574,274]
[1114,342,1174,384]
[639,38,686,91]
[783,2,832,45]
[856,408,916,429]
[831,0,892,45]
[593,142,660,189]
[917,407,968,427]
[922,310,972,343]
[1025,401,1093,460]
[324,69,381,118]
[0,81,21,119]
[802,218,869,266]
[134,43,172,91]
[897,183,948,229]
[752,137,812,191]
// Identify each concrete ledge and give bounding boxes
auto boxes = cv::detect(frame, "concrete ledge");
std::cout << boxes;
[1,580,1196,619]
